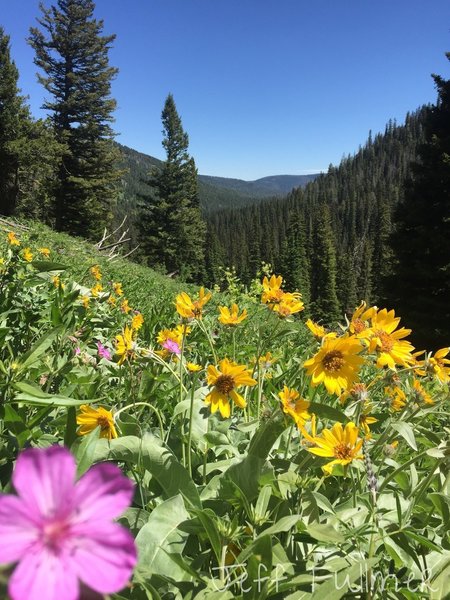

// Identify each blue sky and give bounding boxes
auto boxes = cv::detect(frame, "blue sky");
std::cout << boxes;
[2,0,450,179]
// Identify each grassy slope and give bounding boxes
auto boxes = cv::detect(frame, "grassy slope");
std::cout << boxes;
[3,218,193,320]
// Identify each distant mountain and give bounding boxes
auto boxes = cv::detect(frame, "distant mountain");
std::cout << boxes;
[200,173,319,198]
[118,144,319,213]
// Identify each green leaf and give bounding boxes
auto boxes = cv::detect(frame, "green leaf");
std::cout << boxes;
[13,382,94,407]
[310,557,379,599]
[191,508,223,565]
[16,326,63,371]
[135,494,190,580]
[71,426,101,476]
[304,522,345,544]
[391,422,417,450]
[308,402,348,423]
[93,434,201,508]
[221,412,287,502]
[31,260,67,272]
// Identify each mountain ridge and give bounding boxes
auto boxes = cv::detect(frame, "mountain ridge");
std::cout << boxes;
[118,143,319,211]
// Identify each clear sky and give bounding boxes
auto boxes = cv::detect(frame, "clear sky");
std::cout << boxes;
[2,0,450,180]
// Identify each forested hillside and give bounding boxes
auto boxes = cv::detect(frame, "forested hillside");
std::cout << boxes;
[206,110,427,322]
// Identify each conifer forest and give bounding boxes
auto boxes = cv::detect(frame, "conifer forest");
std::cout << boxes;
[0,2,449,599]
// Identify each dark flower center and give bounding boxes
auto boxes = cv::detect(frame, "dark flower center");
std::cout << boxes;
[322,350,345,372]
[334,443,353,460]
[97,416,111,431]
[215,374,235,395]
[374,330,394,352]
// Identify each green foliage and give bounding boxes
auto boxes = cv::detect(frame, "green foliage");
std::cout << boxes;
[0,222,449,600]
[207,109,427,326]
[139,94,206,281]
[386,53,450,349]
[28,0,121,239]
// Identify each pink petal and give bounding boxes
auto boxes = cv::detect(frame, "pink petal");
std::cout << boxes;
[72,462,134,523]
[12,447,76,518]
[8,547,79,600]
[0,495,39,563]
[72,523,137,594]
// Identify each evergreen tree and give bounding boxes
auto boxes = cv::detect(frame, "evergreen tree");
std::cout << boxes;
[0,27,28,216]
[278,211,310,305]
[29,0,121,239]
[386,54,450,349]
[309,206,341,323]
[139,94,206,281]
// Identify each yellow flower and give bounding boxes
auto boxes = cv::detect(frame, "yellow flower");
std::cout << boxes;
[38,247,50,258]
[186,362,202,373]
[7,231,20,246]
[366,308,415,369]
[115,325,136,365]
[304,421,363,474]
[261,274,284,305]
[385,385,407,411]
[157,324,189,348]
[81,295,90,308]
[304,335,364,395]
[273,292,304,318]
[131,313,144,331]
[90,265,102,280]
[113,282,123,296]
[348,301,377,336]
[176,287,211,319]
[52,275,64,289]
[261,275,304,316]
[22,247,33,262]
[218,303,248,326]
[305,319,331,340]
[107,294,117,306]
[359,409,378,437]
[77,404,118,440]
[257,352,276,370]
[205,358,257,418]
[415,347,450,384]
[121,298,132,314]
[411,378,433,405]
[91,283,103,297]
[278,386,310,428]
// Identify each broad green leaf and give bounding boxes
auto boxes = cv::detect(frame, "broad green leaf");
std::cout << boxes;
[93,434,201,508]
[221,412,287,501]
[135,494,190,581]
[31,260,67,272]
[391,422,417,450]
[310,557,379,600]
[13,382,92,407]
[16,326,63,371]
[308,402,348,423]
[304,522,345,544]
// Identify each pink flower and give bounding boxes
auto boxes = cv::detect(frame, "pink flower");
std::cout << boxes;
[0,446,137,600]
[162,339,181,355]
[74,346,81,356]
[96,341,112,361]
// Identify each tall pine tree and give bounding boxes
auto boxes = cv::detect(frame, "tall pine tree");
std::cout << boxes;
[139,94,206,281]
[386,53,450,349]
[29,0,121,239]
[0,27,28,216]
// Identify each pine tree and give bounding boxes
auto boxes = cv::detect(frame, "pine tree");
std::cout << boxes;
[310,206,341,323]
[0,27,28,216]
[139,94,206,281]
[278,211,310,305]
[386,53,450,349]
[29,0,121,239]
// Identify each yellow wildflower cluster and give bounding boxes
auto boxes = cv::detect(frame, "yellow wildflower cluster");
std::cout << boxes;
[261,274,304,318]
[176,287,211,319]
